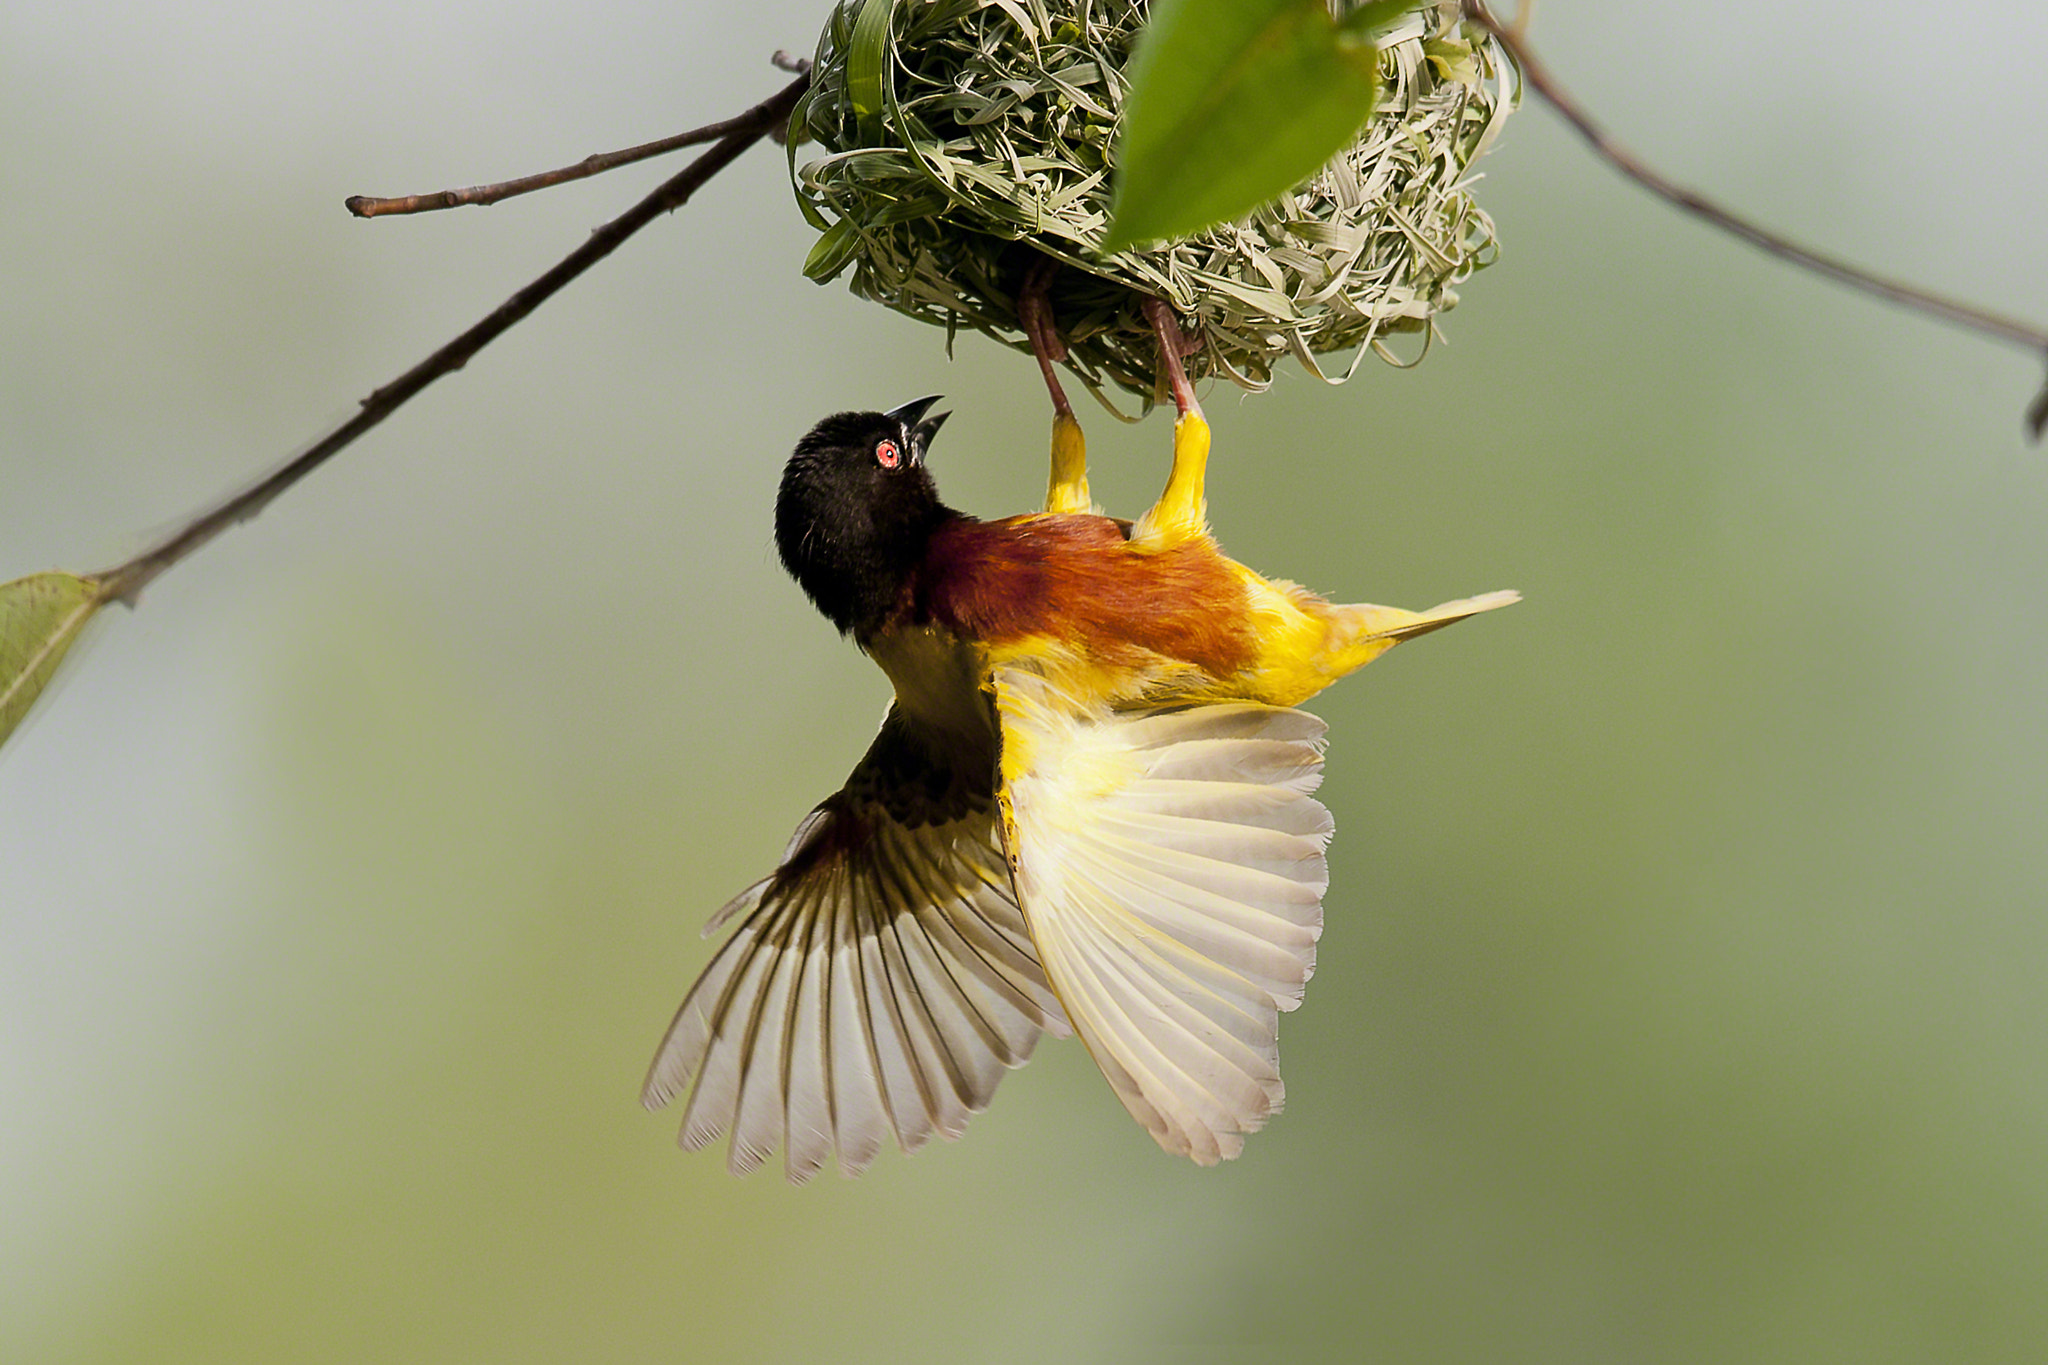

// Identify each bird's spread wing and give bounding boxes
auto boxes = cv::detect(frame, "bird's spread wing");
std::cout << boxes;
[642,707,1069,1182]
[992,666,1332,1164]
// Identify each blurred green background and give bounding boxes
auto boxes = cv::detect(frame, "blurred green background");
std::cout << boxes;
[5,3,2046,1361]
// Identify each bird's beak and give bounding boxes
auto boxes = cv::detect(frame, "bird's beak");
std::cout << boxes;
[888,395,950,464]
[886,395,941,427]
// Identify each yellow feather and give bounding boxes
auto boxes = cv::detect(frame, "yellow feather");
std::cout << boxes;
[1042,411,1094,515]
[1129,412,1212,549]
[1220,568,1521,708]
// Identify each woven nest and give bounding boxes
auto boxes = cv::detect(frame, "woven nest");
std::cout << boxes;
[793,0,1517,408]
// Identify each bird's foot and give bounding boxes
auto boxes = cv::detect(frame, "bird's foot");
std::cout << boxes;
[1134,297,1209,547]
[1142,296,1204,421]
[1021,255,1091,514]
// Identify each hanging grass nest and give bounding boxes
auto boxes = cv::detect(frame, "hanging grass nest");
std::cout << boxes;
[793,0,1518,407]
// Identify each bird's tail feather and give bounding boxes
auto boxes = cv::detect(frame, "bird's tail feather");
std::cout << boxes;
[1340,589,1521,645]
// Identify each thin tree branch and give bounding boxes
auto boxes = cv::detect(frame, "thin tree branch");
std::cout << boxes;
[96,71,811,607]
[345,60,811,219]
[1464,0,2048,439]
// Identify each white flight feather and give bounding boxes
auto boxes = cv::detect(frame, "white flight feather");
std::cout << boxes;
[995,668,1333,1164]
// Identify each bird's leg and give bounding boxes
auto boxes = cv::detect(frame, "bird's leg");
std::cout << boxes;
[1133,296,1210,547]
[1019,256,1091,514]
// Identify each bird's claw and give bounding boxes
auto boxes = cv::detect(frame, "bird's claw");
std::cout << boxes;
[1022,256,1093,513]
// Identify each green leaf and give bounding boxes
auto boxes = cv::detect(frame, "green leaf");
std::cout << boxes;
[1103,0,1416,253]
[0,570,105,751]
[803,217,864,282]
[846,0,897,147]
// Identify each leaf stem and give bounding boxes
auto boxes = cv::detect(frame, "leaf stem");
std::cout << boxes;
[1463,0,2048,438]
[95,71,811,607]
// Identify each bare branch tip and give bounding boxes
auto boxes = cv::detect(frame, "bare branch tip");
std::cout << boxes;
[1469,0,2048,431]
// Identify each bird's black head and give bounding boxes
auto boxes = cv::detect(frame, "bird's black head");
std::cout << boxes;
[775,396,957,638]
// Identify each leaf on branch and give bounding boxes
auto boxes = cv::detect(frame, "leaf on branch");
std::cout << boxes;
[0,571,106,751]
[1102,0,1420,252]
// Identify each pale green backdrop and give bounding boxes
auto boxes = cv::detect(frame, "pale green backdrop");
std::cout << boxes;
[4,3,2046,1362]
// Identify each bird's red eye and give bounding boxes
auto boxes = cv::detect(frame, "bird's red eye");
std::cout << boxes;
[875,439,901,469]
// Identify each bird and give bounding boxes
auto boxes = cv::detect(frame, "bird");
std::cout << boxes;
[643,308,1514,1180]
